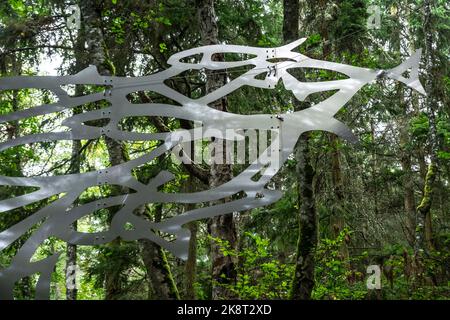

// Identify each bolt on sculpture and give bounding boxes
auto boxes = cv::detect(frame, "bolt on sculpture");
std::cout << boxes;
[0,38,425,299]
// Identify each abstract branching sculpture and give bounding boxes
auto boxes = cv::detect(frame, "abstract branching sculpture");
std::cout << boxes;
[0,38,425,299]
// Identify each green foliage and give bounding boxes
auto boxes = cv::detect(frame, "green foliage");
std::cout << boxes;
[159,42,168,53]
[313,228,367,300]
[217,0,282,47]
[111,17,126,44]
[381,249,450,300]
[409,112,429,141]
[212,233,293,299]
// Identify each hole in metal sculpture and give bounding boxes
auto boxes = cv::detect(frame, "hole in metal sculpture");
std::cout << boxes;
[179,53,203,64]
[401,69,411,79]
[254,71,268,80]
[60,85,112,97]
[126,91,182,106]
[266,58,296,63]
[222,52,257,62]
[286,68,349,82]
[305,89,340,105]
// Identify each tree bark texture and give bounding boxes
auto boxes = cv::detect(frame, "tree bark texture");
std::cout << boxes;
[284,0,318,300]
[196,0,238,300]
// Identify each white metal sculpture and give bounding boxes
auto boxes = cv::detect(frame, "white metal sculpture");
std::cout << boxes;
[0,38,425,299]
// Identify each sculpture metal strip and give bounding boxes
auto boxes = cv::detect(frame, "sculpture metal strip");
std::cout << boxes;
[0,39,426,299]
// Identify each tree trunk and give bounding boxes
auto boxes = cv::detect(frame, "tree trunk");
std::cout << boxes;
[184,175,197,300]
[65,137,81,300]
[179,126,200,300]
[185,221,198,299]
[416,0,438,254]
[399,117,417,247]
[283,0,300,45]
[135,96,192,300]
[416,164,436,252]
[196,0,238,300]
[290,135,317,300]
[64,11,89,300]
[284,0,318,300]
[9,58,33,299]
[80,0,127,299]
[137,203,180,300]
[329,134,349,260]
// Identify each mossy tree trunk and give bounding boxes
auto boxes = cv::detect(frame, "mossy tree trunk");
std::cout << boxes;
[184,175,198,300]
[137,203,180,300]
[284,0,318,300]
[80,0,128,299]
[196,0,238,300]
[415,0,438,254]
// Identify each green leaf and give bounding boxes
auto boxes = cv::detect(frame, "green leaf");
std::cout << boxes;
[159,43,167,53]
